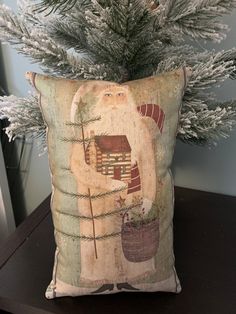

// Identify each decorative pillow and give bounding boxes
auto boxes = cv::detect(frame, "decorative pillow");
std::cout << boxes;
[26,68,191,298]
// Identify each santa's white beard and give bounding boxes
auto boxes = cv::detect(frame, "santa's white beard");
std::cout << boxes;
[93,107,140,134]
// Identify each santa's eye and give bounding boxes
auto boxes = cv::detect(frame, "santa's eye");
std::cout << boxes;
[105,93,112,97]
[117,92,124,96]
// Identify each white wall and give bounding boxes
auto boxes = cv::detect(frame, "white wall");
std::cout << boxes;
[1,0,51,216]
[1,0,236,220]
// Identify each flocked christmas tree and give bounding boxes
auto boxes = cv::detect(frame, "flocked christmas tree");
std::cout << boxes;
[1,0,236,146]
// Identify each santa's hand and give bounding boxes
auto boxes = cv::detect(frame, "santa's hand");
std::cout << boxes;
[142,198,153,213]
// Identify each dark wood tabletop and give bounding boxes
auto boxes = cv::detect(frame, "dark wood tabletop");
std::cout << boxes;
[0,187,235,314]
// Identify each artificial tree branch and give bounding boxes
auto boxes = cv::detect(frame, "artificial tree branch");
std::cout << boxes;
[34,0,77,14]
[0,4,123,81]
[1,0,236,146]
[178,100,236,145]
[0,94,45,141]
[156,0,236,42]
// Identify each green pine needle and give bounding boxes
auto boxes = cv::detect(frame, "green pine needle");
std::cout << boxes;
[34,0,77,14]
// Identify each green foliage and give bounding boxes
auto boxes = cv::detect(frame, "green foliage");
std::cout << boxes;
[128,203,158,227]
[34,0,77,14]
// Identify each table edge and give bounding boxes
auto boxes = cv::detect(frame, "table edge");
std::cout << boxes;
[0,195,51,269]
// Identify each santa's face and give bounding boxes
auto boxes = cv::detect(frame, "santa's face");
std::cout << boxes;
[92,85,137,119]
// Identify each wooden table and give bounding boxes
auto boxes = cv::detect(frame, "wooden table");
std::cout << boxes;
[0,187,235,314]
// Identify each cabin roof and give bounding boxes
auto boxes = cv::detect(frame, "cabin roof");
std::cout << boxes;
[94,135,131,153]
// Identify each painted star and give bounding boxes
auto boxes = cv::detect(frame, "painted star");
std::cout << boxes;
[117,195,126,207]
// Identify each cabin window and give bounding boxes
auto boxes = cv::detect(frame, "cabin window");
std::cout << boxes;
[122,153,126,161]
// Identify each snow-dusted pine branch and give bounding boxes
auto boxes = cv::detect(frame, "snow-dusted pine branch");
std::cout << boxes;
[186,50,236,94]
[0,4,123,81]
[0,94,46,141]
[34,0,77,14]
[155,48,236,102]
[156,0,236,42]
[48,0,158,80]
[1,0,236,146]
[178,100,236,145]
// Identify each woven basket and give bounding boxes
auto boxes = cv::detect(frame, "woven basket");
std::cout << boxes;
[121,219,159,263]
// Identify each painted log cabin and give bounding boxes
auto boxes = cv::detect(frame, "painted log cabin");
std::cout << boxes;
[85,131,132,182]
